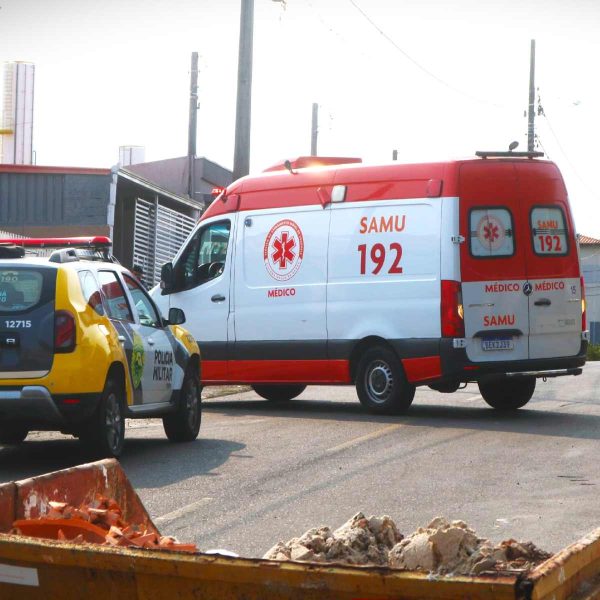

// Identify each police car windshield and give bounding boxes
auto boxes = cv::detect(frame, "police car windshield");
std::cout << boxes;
[0,268,44,313]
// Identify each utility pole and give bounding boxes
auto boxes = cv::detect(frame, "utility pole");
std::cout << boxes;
[310,103,318,156]
[527,39,536,153]
[187,52,199,199]
[233,0,254,181]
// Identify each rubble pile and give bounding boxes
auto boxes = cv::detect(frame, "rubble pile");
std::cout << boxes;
[264,512,402,565]
[264,514,552,576]
[12,497,197,553]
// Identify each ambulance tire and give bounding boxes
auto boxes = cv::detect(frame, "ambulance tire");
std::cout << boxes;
[478,376,536,411]
[252,384,307,402]
[0,426,28,445]
[80,378,125,458]
[355,346,415,414]
[163,368,202,442]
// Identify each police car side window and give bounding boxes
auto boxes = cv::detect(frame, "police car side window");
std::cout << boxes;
[78,270,104,316]
[123,274,161,328]
[97,271,133,322]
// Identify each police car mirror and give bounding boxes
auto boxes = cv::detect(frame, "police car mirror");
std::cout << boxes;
[168,307,186,325]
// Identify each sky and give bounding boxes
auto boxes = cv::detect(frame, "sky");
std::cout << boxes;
[1,0,599,234]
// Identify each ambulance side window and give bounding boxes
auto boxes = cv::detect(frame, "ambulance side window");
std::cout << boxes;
[530,206,569,256]
[469,207,515,258]
[174,220,231,291]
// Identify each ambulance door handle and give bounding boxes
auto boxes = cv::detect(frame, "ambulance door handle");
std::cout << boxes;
[534,298,551,306]
[147,339,155,346]
[469,303,494,308]
[211,294,226,303]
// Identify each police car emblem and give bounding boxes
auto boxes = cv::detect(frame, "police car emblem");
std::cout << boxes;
[523,282,533,296]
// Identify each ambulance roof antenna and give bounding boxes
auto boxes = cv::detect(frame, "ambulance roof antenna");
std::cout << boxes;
[284,159,297,175]
[508,141,519,152]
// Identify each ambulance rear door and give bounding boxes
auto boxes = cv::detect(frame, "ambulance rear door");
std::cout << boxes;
[516,162,582,360]
[459,161,530,362]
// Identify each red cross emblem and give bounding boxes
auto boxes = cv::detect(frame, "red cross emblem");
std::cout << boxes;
[271,231,296,269]
[483,222,499,241]
[264,219,305,281]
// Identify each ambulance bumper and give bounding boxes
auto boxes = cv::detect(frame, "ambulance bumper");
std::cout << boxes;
[440,339,588,383]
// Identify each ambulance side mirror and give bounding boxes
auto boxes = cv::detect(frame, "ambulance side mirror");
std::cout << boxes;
[160,262,174,295]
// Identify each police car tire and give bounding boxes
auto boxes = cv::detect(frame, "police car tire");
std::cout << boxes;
[478,376,536,411]
[0,426,28,445]
[251,384,307,402]
[163,368,202,442]
[80,378,125,458]
[355,346,415,414]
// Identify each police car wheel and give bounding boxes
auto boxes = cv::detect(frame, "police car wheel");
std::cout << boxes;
[163,368,202,442]
[478,376,536,411]
[0,426,28,445]
[355,346,415,414]
[80,378,125,458]
[251,384,306,402]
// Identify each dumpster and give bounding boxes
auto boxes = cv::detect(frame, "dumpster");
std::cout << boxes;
[0,459,599,599]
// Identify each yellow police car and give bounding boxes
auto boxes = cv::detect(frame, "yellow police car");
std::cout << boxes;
[0,237,201,458]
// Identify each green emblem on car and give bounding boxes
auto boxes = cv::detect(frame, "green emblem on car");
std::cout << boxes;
[131,332,145,389]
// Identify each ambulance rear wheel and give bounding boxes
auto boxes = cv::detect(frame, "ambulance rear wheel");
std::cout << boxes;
[163,367,202,442]
[478,376,536,411]
[355,346,415,414]
[0,426,28,445]
[252,384,306,402]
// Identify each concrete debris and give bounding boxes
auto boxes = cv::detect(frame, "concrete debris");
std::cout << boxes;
[264,515,552,576]
[263,513,402,566]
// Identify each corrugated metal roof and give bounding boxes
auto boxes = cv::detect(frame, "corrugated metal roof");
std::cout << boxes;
[0,164,111,176]
[578,234,600,245]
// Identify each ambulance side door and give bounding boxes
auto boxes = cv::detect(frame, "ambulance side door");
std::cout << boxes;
[233,204,329,381]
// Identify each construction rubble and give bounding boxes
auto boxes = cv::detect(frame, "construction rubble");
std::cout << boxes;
[263,513,552,576]
[11,497,197,553]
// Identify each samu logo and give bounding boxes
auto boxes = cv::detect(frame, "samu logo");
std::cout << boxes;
[263,219,304,282]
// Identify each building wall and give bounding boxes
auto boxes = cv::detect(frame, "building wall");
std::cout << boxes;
[0,170,111,236]
[580,245,600,344]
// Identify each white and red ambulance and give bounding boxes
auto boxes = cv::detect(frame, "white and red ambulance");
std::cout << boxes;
[152,151,588,414]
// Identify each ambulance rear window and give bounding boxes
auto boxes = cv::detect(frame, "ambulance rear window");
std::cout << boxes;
[530,206,569,256]
[0,269,44,313]
[469,207,515,258]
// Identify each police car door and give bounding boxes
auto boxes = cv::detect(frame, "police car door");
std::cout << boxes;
[122,273,174,404]
[97,270,170,406]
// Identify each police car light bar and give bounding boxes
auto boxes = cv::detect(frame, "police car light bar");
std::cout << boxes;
[0,236,112,249]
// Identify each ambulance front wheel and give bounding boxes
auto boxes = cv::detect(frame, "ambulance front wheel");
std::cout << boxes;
[355,346,415,414]
[478,376,536,411]
[252,384,307,402]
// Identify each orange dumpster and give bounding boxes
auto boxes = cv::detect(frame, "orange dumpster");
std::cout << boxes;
[0,459,599,599]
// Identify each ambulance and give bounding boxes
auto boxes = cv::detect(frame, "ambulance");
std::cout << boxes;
[152,151,588,414]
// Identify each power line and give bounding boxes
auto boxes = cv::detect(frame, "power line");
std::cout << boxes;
[347,0,508,109]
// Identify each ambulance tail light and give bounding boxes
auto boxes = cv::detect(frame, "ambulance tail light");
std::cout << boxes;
[55,310,76,353]
[581,276,587,331]
[441,280,465,338]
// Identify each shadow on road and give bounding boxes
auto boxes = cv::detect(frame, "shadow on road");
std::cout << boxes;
[0,436,245,486]
[203,396,600,441]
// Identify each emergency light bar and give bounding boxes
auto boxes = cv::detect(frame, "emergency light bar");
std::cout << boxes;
[0,236,112,248]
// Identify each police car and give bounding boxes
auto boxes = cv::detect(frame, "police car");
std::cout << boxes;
[0,237,201,457]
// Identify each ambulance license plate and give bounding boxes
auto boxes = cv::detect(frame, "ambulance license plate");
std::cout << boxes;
[482,337,513,351]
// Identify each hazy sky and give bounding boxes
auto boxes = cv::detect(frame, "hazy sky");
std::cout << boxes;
[1,0,599,234]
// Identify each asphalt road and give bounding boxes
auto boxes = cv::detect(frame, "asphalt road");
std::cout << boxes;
[2,363,600,558]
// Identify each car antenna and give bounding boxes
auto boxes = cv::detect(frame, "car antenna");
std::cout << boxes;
[284,160,297,175]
